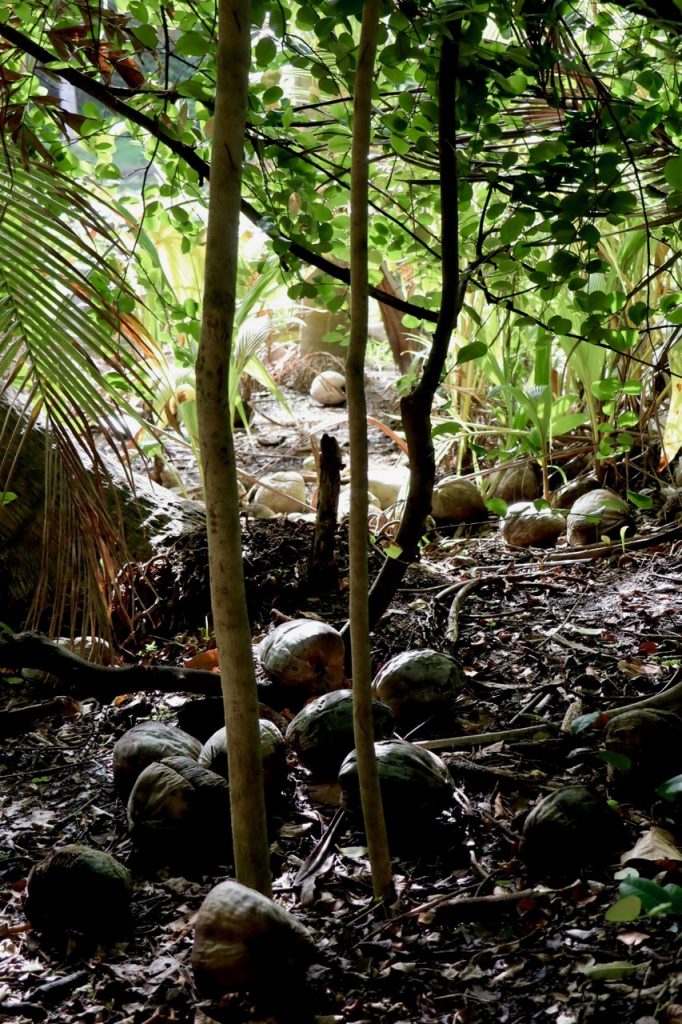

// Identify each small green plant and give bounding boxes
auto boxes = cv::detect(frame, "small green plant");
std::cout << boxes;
[607,870,682,922]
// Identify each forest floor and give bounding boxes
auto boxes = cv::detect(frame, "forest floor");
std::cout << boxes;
[2,356,682,1024]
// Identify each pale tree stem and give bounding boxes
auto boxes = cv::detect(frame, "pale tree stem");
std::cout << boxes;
[347,0,395,906]
[196,0,271,896]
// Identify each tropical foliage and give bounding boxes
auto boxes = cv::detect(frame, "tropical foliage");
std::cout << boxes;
[0,0,681,629]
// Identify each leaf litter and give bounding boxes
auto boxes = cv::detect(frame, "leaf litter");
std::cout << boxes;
[1,414,682,1022]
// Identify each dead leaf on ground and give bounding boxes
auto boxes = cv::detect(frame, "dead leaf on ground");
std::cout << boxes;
[621,827,682,865]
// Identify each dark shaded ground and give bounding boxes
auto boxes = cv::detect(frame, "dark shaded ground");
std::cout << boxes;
[2,513,682,1024]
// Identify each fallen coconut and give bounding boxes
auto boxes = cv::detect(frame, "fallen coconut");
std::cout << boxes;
[520,785,624,876]
[24,845,132,945]
[310,370,346,405]
[550,474,601,510]
[259,618,345,701]
[242,502,277,519]
[339,739,453,838]
[371,649,466,723]
[127,756,231,865]
[112,720,202,799]
[192,879,315,998]
[366,465,409,510]
[199,719,287,796]
[604,708,682,792]
[286,689,393,778]
[488,463,541,503]
[252,471,307,514]
[500,501,565,548]
[431,477,487,523]
[337,485,382,519]
[566,488,632,546]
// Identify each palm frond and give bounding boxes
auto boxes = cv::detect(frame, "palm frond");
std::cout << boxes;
[0,156,164,635]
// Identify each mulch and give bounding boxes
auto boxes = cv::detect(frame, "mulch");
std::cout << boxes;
[2,518,682,1024]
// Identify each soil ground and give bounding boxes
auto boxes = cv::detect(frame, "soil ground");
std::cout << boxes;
[2,359,682,1024]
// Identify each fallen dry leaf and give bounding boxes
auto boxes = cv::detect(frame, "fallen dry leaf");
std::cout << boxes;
[183,649,220,671]
[621,827,682,865]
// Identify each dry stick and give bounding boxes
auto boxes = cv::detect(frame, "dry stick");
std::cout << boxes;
[401,883,574,921]
[446,575,485,644]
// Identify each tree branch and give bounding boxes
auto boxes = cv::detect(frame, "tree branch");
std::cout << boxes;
[0,22,438,324]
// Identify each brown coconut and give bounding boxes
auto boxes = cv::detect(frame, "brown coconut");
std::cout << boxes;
[112,720,202,798]
[192,879,315,998]
[500,501,565,548]
[521,785,624,876]
[489,463,541,503]
[550,475,601,510]
[24,845,132,944]
[371,649,466,722]
[258,618,345,700]
[604,708,682,791]
[566,488,631,546]
[286,689,393,778]
[198,719,287,795]
[127,756,231,864]
[431,477,487,523]
[339,739,453,838]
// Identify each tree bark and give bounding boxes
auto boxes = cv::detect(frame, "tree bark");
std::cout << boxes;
[362,20,465,633]
[196,0,271,896]
[309,433,342,586]
[347,0,394,906]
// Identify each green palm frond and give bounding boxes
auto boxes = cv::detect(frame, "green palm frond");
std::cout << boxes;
[0,156,164,635]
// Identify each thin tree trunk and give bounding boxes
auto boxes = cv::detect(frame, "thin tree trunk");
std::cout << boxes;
[347,0,394,906]
[363,20,464,632]
[196,0,271,895]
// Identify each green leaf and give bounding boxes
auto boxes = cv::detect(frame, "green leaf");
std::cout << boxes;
[1,491,17,506]
[597,750,632,772]
[132,23,158,48]
[605,896,642,922]
[551,220,577,243]
[664,156,682,189]
[581,961,638,980]
[548,315,573,335]
[657,774,682,801]
[255,37,278,67]
[591,378,621,400]
[551,412,588,436]
[456,341,488,364]
[626,490,653,509]
[174,31,211,57]
[485,497,508,517]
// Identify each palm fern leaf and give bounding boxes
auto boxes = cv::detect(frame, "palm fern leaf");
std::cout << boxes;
[0,156,163,636]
